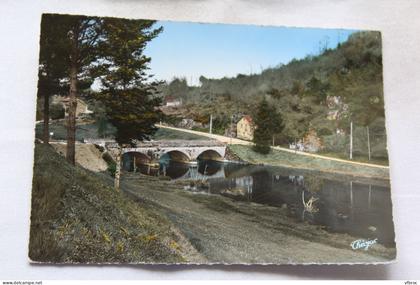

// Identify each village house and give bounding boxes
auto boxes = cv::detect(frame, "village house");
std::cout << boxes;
[164,96,182,107]
[327,110,339,121]
[51,95,93,118]
[236,115,255,141]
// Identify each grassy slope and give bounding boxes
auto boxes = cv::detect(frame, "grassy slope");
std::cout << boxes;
[29,143,192,263]
[151,127,211,140]
[229,144,389,180]
[317,150,389,166]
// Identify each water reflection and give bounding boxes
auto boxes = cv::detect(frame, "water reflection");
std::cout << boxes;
[122,154,395,247]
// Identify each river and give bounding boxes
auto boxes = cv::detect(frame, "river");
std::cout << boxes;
[122,157,395,248]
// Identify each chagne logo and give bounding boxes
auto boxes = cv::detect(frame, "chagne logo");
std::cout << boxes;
[350,238,378,251]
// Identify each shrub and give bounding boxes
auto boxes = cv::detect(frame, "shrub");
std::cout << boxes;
[322,134,347,153]
[253,144,270,155]
[107,162,117,177]
[50,103,65,120]
[318,127,333,136]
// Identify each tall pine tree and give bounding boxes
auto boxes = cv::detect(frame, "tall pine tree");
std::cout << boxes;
[65,15,103,165]
[95,18,163,189]
[37,14,69,144]
[253,98,284,154]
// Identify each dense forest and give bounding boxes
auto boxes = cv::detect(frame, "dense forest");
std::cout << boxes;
[160,31,387,161]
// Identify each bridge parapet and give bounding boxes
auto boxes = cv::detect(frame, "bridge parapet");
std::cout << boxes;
[84,138,116,147]
[133,140,225,148]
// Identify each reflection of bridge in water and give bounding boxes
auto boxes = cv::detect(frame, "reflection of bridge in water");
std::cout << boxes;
[124,159,231,180]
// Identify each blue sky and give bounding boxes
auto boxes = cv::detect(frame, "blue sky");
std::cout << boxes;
[145,21,357,86]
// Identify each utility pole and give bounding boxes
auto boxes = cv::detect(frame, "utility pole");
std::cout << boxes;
[209,114,213,134]
[349,121,353,160]
[230,115,233,144]
[367,126,371,161]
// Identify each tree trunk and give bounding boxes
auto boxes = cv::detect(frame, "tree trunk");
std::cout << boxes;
[114,147,122,190]
[66,28,78,165]
[43,93,50,144]
[66,63,77,165]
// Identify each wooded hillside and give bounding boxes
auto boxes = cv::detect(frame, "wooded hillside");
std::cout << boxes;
[161,31,387,160]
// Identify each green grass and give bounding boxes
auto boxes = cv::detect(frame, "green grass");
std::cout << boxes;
[274,143,389,166]
[35,121,116,141]
[317,150,389,166]
[29,143,185,263]
[228,144,389,180]
[151,127,211,140]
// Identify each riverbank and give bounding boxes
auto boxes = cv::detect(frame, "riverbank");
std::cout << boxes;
[228,144,389,180]
[122,173,396,264]
[29,144,202,263]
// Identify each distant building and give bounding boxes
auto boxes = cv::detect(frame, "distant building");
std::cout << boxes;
[164,96,182,107]
[52,95,93,118]
[326,95,341,108]
[327,110,339,120]
[236,115,255,141]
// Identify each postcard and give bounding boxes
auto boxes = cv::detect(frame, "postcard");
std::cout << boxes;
[29,13,396,264]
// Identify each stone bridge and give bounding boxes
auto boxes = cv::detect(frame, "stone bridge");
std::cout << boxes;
[120,140,227,164]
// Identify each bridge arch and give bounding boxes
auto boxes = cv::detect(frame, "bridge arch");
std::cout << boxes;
[197,149,224,162]
[122,151,152,171]
[161,150,191,163]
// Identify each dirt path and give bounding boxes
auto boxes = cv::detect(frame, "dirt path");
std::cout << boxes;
[156,124,389,170]
[50,142,108,172]
[121,174,395,264]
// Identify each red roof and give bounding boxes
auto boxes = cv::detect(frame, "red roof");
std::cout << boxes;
[242,115,253,123]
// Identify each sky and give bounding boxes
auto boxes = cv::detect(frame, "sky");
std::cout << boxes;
[144,21,358,86]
